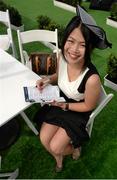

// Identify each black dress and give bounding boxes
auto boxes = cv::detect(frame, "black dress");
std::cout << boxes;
[34,63,99,148]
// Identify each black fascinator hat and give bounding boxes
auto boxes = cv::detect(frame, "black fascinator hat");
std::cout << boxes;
[76,5,112,49]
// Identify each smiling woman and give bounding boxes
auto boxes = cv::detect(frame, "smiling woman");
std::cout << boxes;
[34,5,112,172]
[64,27,86,67]
[1,0,117,178]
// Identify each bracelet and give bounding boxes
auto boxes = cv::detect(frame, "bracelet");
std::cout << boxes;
[64,103,69,111]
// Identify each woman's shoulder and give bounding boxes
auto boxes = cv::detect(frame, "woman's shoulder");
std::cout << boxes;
[85,63,100,84]
[78,64,100,93]
[87,63,99,75]
[86,73,101,86]
[85,63,101,88]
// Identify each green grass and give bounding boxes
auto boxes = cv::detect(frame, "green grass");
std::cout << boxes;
[0,0,117,179]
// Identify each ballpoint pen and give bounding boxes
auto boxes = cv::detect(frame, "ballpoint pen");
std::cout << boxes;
[37,78,50,89]
[42,78,50,87]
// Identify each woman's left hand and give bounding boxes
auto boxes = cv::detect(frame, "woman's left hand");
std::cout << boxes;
[51,101,67,111]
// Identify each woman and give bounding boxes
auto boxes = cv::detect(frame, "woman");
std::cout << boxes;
[35,6,111,172]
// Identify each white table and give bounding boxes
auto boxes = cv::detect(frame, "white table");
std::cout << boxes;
[0,48,40,178]
[0,48,39,135]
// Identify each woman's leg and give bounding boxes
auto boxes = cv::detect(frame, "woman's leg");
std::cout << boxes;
[40,123,72,166]
[49,127,74,168]
[39,122,59,153]
[40,123,81,170]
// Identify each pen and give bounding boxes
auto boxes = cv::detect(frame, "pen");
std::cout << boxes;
[44,78,50,84]
[40,78,50,88]
[36,78,50,89]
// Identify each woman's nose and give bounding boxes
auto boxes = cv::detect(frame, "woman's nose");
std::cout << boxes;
[72,43,80,52]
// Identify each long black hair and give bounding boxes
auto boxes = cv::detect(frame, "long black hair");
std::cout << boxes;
[61,16,98,67]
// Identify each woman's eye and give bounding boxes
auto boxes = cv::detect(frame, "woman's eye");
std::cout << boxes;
[67,39,74,43]
[80,44,86,48]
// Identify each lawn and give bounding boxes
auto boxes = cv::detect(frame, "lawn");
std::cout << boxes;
[0,0,117,179]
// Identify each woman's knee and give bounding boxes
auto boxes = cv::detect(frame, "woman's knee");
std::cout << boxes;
[39,130,49,146]
[39,122,58,146]
[50,141,63,155]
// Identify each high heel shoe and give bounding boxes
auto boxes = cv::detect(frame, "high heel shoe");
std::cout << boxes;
[72,147,81,160]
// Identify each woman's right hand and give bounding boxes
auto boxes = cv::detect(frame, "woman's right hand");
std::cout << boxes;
[36,77,50,91]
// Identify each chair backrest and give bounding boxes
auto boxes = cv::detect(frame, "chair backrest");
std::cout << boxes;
[0,34,10,50]
[86,85,114,137]
[0,9,17,58]
[17,29,59,67]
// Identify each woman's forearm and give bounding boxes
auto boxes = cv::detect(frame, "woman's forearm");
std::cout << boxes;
[68,102,95,112]
[49,73,58,85]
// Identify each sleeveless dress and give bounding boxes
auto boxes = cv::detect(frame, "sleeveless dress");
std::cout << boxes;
[34,55,99,148]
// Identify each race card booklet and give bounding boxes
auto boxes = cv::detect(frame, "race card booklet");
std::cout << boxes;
[23,85,65,103]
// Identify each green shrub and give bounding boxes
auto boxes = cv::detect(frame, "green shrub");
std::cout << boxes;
[107,53,117,82]
[0,0,7,11]
[0,0,22,26]
[110,2,117,21]
[8,6,22,26]
[37,15,65,48]
[48,23,65,48]
[37,15,51,29]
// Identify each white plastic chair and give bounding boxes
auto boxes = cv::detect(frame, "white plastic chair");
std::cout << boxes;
[0,155,19,179]
[17,29,59,135]
[17,29,59,68]
[86,85,114,137]
[0,9,17,58]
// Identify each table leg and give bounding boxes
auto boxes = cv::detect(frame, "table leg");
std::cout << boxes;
[20,111,39,135]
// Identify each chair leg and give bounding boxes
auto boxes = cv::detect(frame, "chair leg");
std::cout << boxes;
[0,168,19,179]
[0,155,1,170]
[0,155,19,179]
